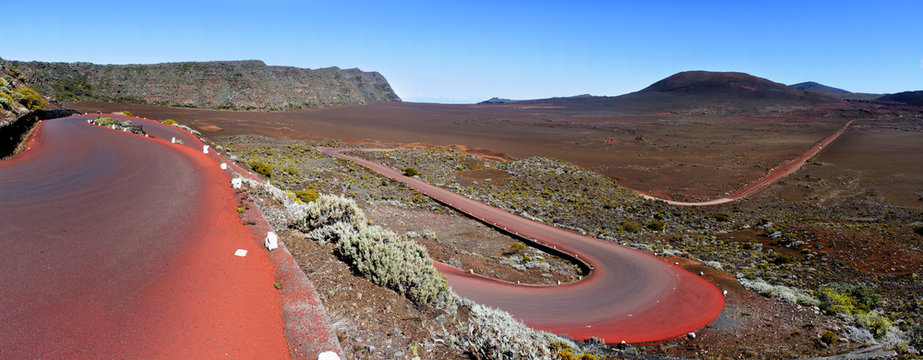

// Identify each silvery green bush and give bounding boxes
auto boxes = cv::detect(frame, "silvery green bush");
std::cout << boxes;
[338,226,453,309]
[737,273,819,306]
[302,194,368,232]
[302,194,453,310]
[454,297,573,360]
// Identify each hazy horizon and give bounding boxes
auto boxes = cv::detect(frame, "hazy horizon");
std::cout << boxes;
[2,0,921,103]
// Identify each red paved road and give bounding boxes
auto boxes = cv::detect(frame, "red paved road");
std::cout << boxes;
[0,116,289,358]
[639,119,858,206]
[320,147,725,344]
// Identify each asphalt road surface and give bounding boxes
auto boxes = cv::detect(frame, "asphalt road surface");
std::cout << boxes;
[0,116,288,358]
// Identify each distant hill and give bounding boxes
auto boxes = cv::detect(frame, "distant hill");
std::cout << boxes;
[496,71,839,113]
[876,91,923,107]
[478,97,520,104]
[789,81,850,94]
[6,59,401,111]
[788,81,882,101]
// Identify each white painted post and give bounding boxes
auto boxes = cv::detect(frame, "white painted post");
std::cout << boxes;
[264,232,278,251]
[171,137,176,144]
[220,163,228,170]
[231,178,242,189]
[203,145,209,154]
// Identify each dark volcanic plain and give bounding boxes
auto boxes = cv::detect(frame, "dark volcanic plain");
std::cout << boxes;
[66,100,914,203]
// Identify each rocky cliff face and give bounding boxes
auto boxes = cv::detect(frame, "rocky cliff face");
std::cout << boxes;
[8,59,401,111]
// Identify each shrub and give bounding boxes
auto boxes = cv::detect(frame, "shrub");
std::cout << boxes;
[737,274,819,306]
[454,297,573,359]
[284,166,301,176]
[300,194,453,309]
[403,167,420,177]
[13,86,45,110]
[308,221,357,244]
[821,330,836,344]
[855,311,893,340]
[302,194,368,231]
[338,226,453,308]
[249,161,273,178]
[119,110,134,117]
[163,119,178,125]
[504,243,527,255]
[0,91,11,109]
[620,221,641,233]
[644,220,665,232]
[817,283,891,340]
[294,189,319,203]
[818,283,881,315]
[768,251,796,265]
[914,225,923,236]
[551,342,597,360]
[92,117,121,127]
[8,64,24,81]
[712,213,731,222]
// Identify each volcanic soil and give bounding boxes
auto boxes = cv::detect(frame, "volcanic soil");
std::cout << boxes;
[67,101,861,201]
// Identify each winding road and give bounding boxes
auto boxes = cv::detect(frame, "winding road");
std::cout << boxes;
[317,119,855,343]
[320,147,725,343]
[0,115,289,358]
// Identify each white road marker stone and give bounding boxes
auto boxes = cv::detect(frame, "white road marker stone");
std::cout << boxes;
[220,163,228,170]
[317,351,340,360]
[231,177,242,189]
[234,249,248,257]
[687,332,696,339]
[264,231,279,251]
[723,290,728,296]
[171,137,176,144]
[203,145,209,154]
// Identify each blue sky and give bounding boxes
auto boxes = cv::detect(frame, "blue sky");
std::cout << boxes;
[2,1,921,103]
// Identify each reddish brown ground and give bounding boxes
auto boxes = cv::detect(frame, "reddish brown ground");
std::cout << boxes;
[775,118,923,208]
[638,257,854,359]
[66,101,857,201]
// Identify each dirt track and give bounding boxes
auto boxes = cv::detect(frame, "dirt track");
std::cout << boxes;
[320,147,725,344]
[641,119,857,206]
[0,116,290,358]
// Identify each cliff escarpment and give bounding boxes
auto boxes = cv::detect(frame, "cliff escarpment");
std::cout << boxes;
[8,59,401,111]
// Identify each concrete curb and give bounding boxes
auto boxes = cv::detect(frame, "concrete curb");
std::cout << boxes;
[239,205,343,359]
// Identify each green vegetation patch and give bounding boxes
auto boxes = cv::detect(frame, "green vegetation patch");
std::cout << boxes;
[294,189,319,203]
[0,91,12,109]
[817,283,891,339]
[13,86,45,110]
[249,161,273,178]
